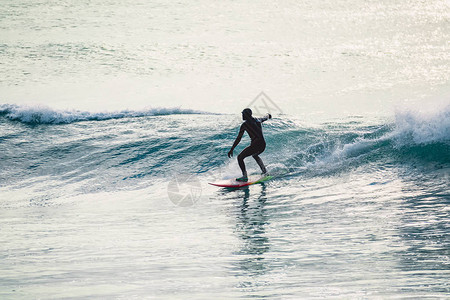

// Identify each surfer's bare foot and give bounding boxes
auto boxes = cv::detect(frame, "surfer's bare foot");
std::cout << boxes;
[236,176,248,182]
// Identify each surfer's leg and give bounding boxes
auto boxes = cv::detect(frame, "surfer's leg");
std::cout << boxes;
[252,142,267,174]
[253,155,267,174]
[237,146,254,178]
[237,158,247,177]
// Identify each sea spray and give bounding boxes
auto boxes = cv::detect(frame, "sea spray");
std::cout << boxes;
[393,104,450,146]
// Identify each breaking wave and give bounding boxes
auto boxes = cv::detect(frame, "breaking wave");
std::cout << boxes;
[0,104,211,124]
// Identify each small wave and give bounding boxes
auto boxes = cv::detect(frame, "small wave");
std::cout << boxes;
[0,102,448,189]
[0,104,211,124]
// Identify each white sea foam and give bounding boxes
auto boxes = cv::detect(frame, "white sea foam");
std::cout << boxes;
[393,104,450,146]
[0,104,211,124]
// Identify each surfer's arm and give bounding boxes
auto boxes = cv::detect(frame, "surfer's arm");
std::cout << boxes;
[228,125,245,158]
[256,113,272,123]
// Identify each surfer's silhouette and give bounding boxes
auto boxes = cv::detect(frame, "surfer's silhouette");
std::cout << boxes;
[228,108,271,182]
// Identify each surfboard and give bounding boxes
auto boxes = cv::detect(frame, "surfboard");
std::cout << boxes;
[208,175,273,188]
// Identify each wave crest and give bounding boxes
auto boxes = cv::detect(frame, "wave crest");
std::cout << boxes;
[393,104,450,146]
[0,104,210,124]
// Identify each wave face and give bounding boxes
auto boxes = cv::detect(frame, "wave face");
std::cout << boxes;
[0,104,449,197]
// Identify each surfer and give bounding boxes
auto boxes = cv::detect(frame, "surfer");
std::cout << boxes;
[228,108,272,182]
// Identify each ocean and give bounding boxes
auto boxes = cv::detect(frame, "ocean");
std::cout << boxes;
[1,0,449,299]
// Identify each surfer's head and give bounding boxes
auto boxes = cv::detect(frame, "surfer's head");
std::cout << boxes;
[242,108,252,120]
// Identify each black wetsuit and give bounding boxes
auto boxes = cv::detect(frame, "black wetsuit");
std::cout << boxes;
[231,116,269,175]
